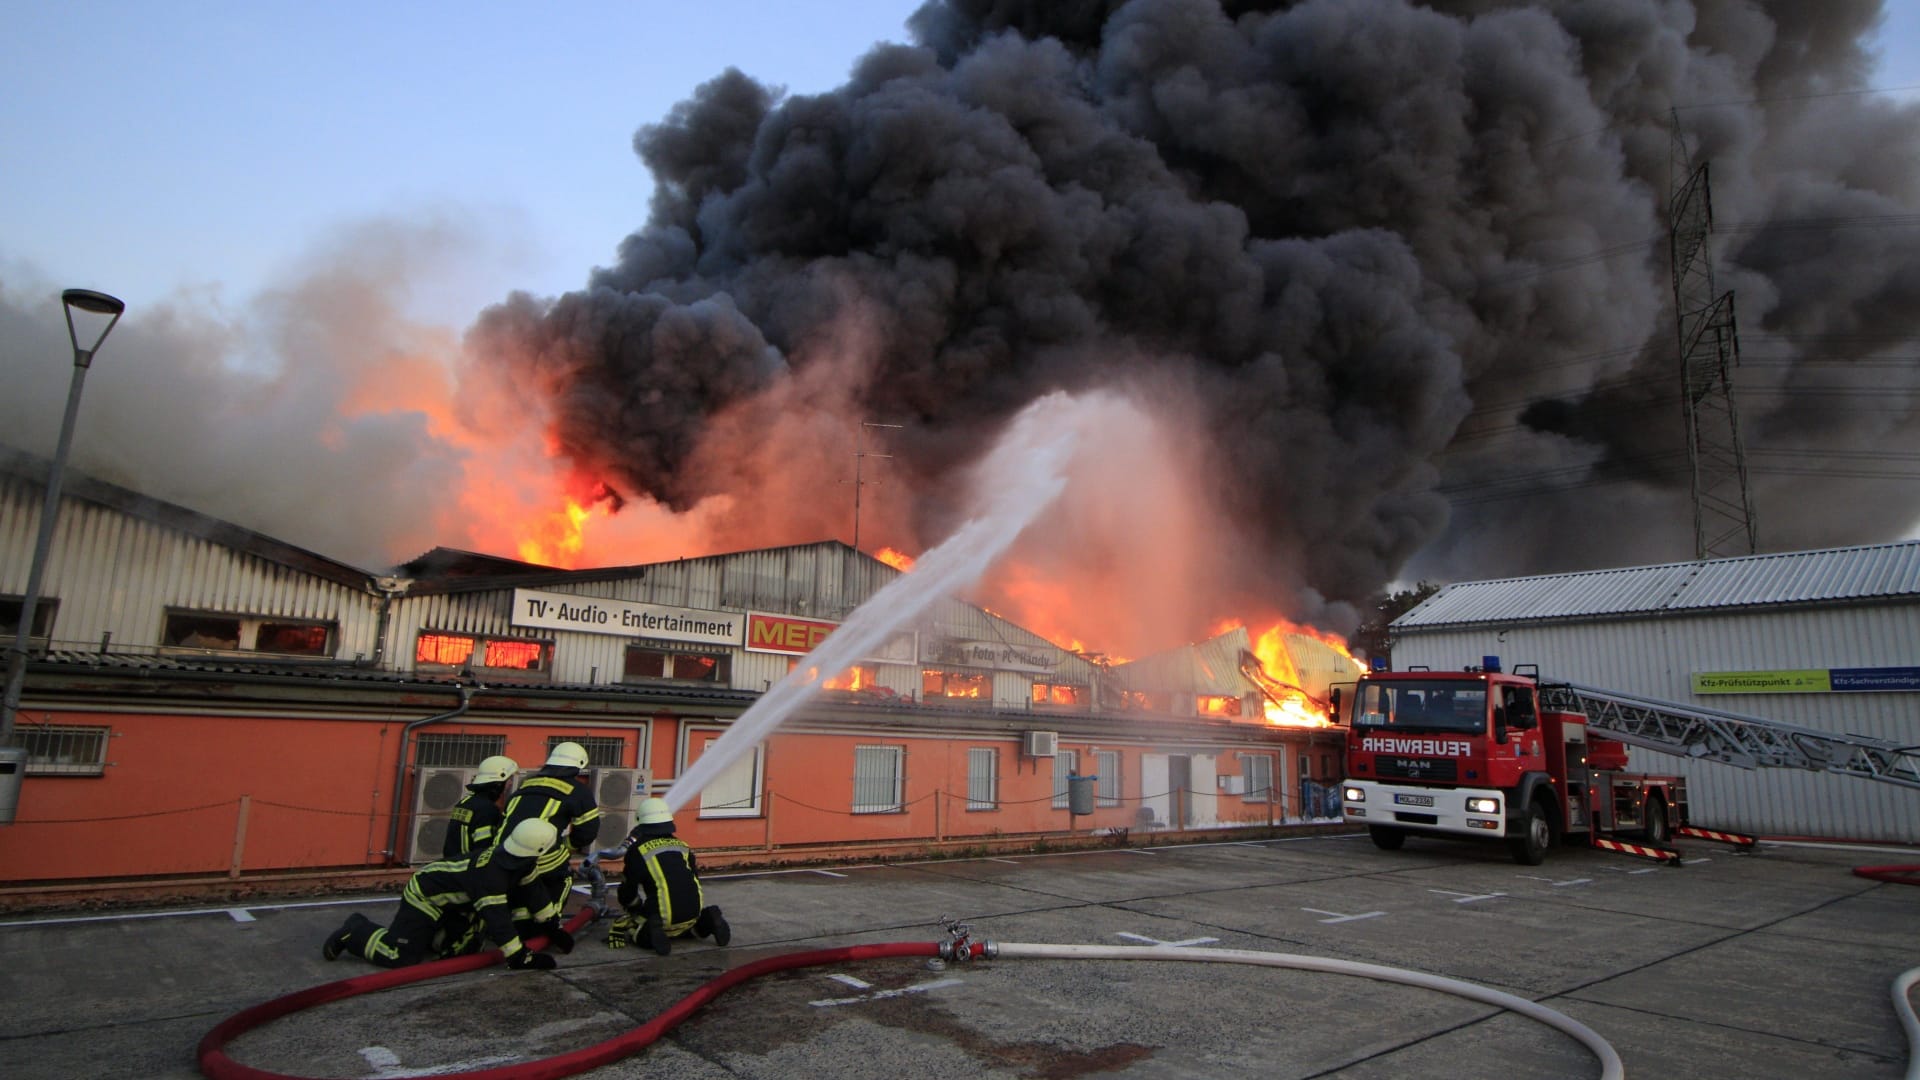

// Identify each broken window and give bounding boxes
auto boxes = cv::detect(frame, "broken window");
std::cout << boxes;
[627,645,730,684]
[0,595,58,647]
[415,631,551,681]
[161,610,334,656]
[922,669,990,702]
[1030,681,1085,706]
[1197,694,1243,717]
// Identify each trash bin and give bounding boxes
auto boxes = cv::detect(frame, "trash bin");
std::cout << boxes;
[0,747,27,825]
[1067,774,1097,816]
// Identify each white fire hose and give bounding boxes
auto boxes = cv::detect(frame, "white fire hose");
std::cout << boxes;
[984,942,1624,1080]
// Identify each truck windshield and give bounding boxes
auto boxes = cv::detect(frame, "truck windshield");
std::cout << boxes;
[1349,682,1487,735]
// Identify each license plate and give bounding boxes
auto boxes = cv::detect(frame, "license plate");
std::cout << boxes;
[1394,794,1434,807]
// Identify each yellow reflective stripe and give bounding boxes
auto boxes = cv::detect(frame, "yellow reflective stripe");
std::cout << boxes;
[474,894,507,912]
[574,806,601,824]
[500,936,525,957]
[366,928,399,962]
[535,846,571,874]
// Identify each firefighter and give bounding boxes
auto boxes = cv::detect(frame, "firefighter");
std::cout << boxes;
[443,754,518,859]
[498,741,600,940]
[322,818,569,969]
[607,797,730,955]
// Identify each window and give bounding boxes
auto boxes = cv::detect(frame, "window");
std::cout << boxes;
[0,596,58,646]
[923,669,990,702]
[1095,749,1121,807]
[547,735,624,768]
[1031,681,1085,706]
[1197,694,1242,717]
[9,723,108,775]
[160,610,334,657]
[415,631,552,681]
[966,747,998,810]
[414,733,506,768]
[852,745,904,813]
[1242,754,1274,803]
[696,738,762,818]
[1321,754,1334,780]
[1051,749,1079,809]
[627,645,731,684]
[791,659,879,692]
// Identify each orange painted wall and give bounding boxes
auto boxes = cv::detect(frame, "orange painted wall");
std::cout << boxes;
[2,704,1316,885]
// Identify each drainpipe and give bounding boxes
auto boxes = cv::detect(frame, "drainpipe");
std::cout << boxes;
[382,681,479,866]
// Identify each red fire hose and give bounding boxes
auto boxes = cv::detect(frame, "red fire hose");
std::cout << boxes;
[196,907,966,1080]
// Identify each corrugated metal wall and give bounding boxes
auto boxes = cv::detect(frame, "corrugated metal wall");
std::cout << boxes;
[1393,603,1920,842]
[2,476,383,658]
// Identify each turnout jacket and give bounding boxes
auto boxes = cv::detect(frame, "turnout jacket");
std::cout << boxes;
[618,833,705,933]
[500,767,601,874]
[442,786,505,860]
[404,843,549,959]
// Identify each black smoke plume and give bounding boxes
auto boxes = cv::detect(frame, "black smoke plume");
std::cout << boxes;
[475,0,1920,640]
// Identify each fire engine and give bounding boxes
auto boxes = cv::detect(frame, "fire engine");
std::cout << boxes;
[1335,657,1920,864]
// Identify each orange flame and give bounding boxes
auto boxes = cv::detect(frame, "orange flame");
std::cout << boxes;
[875,546,916,571]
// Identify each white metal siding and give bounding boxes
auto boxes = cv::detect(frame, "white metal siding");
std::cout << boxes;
[2,478,382,658]
[1393,602,1920,841]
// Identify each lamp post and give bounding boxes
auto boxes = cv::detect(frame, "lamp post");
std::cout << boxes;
[1,289,124,778]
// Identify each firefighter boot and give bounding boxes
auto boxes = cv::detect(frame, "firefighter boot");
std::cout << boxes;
[699,906,731,947]
[323,913,370,961]
[644,918,671,956]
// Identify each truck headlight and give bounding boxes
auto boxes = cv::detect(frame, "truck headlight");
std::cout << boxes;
[1342,786,1366,803]
[1465,796,1499,815]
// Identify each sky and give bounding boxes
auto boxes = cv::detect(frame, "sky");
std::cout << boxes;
[0,1,933,327]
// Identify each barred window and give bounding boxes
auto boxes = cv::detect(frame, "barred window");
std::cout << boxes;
[966,747,998,810]
[1242,754,1274,803]
[547,735,624,768]
[10,723,109,776]
[1051,749,1079,809]
[1095,749,1121,807]
[852,745,903,814]
[414,733,506,768]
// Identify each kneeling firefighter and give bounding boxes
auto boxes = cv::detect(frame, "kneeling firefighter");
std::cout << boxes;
[499,741,601,940]
[608,797,730,955]
[442,754,518,860]
[323,818,571,969]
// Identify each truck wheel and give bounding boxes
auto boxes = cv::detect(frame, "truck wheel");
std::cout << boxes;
[1643,796,1670,846]
[1509,800,1551,865]
[1368,825,1406,851]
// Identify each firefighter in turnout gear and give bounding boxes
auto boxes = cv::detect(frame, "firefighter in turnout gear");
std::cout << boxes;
[442,754,518,860]
[498,741,601,940]
[322,818,566,969]
[608,797,730,955]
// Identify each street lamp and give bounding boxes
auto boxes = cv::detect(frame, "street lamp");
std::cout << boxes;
[1,289,124,818]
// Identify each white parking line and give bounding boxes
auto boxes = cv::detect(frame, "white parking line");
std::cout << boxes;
[827,973,872,989]
[811,977,963,1007]
[1115,932,1220,946]
[1,895,394,929]
[1302,908,1386,924]
[1428,888,1505,904]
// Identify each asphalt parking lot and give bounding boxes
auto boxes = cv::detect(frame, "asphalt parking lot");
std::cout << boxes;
[3,830,1917,1079]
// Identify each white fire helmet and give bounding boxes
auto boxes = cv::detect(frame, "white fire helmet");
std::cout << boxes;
[636,798,673,826]
[502,818,559,859]
[545,741,589,771]
[473,755,518,786]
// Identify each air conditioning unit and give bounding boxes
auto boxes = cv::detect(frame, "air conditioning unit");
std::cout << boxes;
[408,767,474,862]
[1022,731,1059,757]
[590,768,651,848]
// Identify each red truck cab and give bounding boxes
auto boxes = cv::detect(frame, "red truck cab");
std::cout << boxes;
[1338,658,1683,864]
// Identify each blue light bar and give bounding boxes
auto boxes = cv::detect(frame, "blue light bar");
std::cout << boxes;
[1482,655,1501,673]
